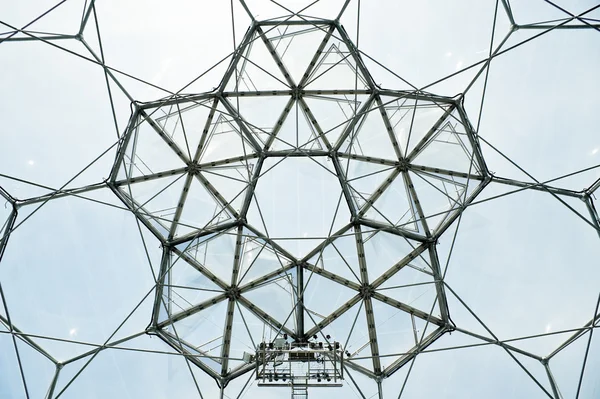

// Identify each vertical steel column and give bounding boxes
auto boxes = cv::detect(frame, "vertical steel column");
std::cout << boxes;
[296,262,305,340]
[354,224,382,374]
[221,224,245,375]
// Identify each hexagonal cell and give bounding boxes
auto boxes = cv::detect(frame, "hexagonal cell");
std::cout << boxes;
[111,98,262,240]
[248,156,350,259]
[100,15,489,385]
[16,5,598,396]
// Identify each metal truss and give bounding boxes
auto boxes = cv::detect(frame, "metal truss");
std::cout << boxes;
[88,16,496,386]
[1,1,600,398]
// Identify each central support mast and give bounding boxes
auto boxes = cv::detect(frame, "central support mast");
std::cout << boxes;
[296,262,305,340]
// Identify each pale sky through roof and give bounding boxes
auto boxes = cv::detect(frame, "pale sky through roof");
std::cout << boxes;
[0,1,599,398]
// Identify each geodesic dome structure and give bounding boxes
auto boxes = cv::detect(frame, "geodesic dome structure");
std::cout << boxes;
[1,1,599,398]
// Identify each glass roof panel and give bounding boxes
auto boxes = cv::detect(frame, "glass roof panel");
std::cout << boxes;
[1,1,599,397]
[249,156,349,258]
[442,183,600,343]
[475,29,600,191]
[382,332,552,398]
[0,41,124,198]
[0,190,159,360]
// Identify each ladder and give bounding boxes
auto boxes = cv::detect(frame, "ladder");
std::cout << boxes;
[291,384,308,399]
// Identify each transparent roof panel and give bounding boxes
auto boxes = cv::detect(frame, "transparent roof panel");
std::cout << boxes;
[1,1,599,398]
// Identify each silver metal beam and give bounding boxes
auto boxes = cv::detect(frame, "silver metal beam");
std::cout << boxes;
[373,95,403,159]
[220,225,244,375]
[403,170,431,237]
[382,326,446,377]
[304,294,362,338]
[356,167,402,218]
[352,225,382,374]
[359,218,429,243]
[427,245,450,323]
[370,244,428,288]
[236,295,296,339]
[303,262,362,292]
[157,293,229,329]
[406,104,456,162]
[156,329,223,381]
[371,293,444,326]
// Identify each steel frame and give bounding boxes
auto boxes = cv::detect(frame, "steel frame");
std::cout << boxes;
[96,17,492,387]
[1,1,600,398]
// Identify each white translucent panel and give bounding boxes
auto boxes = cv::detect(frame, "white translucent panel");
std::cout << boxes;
[409,171,478,234]
[475,29,600,190]
[140,102,206,164]
[272,100,326,151]
[234,95,291,143]
[180,229,237,285]
[0,333,27,399]
[383,97,452,158]
[304,273,357,319]
[0,190,159,360]
[370,299,419,370]
[304,94,368,146]
[376,264,441,318]
[412,111,480,176]
[200,103,259,163]
[363,172,419,233]
[443,183,600,343]
[304,300,362,350]
[2,1,600,396]
[238,232,293,285]
[361,230,422,282]
[166,253,224,314]
[264,24,329,85]
[225,31,291,92]
[170,300,228,371]
[242,270,298,330]
[333,303,376,372]
[309,229,362,284]
[154,100,213,159]
[0,0,86,35]
[123,173,188,236]
[340,1,512,96]
[0,40,123,199]
[343,159,395,209]
[117,115,188,180]
[242,0,348,21]
[176,176,235,236]
[341,101,398,161]
[550,328,600,399]
[55,335,219,398]
[227,304,281,372]
[384,332,551,398]
[15,339,56,399]
[509,0,600,25]
[207,173,248,217]
[249,156,350,258]
[304,32,369,91]
[82,1,248,99]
